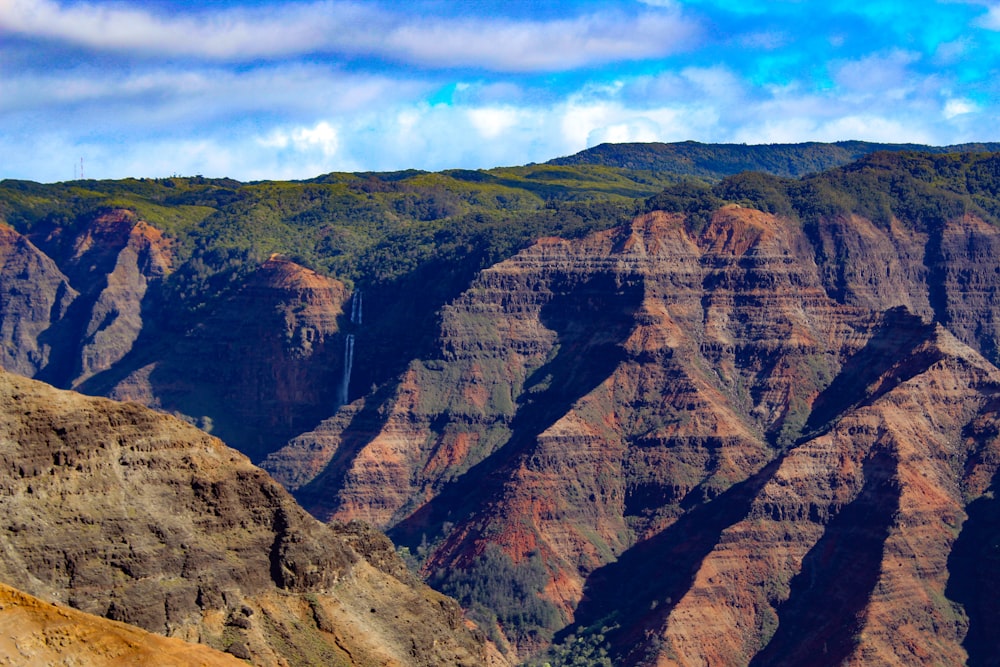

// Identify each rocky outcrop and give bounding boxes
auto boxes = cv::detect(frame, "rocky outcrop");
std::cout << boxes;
[265,205,1000,661]
[573,323,1000,666]
[0,212,354,461]
[69,213,172,385]
[0,367,507,667]
[8,166,1000,663]
[0,581,244,667]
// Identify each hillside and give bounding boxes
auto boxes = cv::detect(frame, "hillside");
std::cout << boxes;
[266,150,1000,662]
[0,581,246,667]
[0,366,506,666]
[4,145,1000,663]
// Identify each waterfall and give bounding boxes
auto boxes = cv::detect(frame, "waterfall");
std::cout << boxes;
[350,290,362,325]
[340,334,354,405]
[342,290,362,405]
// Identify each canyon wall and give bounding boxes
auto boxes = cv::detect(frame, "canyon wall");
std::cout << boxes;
[265,206,1000,662]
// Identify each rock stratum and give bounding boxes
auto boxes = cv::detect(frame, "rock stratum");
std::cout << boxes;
[0,210,350,462]
[0,367,505,666]
[267,204,1000,663]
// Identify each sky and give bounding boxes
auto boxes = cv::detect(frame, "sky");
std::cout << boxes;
[1,0,1000,182]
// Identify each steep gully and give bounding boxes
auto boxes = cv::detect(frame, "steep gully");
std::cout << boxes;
[388,273,643,553]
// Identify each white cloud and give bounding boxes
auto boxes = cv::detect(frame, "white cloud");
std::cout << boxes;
[260,121,340,157]
[1,80,983,183]
[944,98,978,118]
[832,50,921,94]
[680,66,745,101]
[0,41,991,183]
[813,116,933,144]
[0,0,343,58]
[587,118,663,145]
[467,107,520,139]
[291,122,339,156]
[385,11,699,71]
[0,64,430,128]
[0,0,699,71]
[976,3,1000,29]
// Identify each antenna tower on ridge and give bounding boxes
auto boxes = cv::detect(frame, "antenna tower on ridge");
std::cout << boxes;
[80,158,84,180]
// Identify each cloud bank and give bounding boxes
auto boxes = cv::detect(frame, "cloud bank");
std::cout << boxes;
[0,0,698,71]
[1,0,999,182]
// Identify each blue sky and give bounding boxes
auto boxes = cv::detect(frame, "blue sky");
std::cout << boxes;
[2,0,999,182]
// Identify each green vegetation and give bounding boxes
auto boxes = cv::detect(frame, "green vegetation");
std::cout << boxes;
[643,180,723,233]
[6,150,998,339]
[523,622,618,667]
[0,168,638,367]
[430,545,563,648]
[685,150,1000,237]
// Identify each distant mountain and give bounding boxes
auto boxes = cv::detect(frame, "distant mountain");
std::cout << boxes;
[548,139,1000,180]
[266,150,1000,663]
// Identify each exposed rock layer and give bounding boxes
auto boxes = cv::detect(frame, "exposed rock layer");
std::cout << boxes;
[6,177,1000,663]
[266,207,1000,663]
[0,222,77,379]
[100,255,352,461]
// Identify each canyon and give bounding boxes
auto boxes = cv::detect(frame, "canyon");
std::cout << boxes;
[269,204,1000,663]
[2,146,1000,663]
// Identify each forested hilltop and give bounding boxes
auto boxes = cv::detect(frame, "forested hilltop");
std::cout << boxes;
[551,139,1000,179]
[5,144,1000,664]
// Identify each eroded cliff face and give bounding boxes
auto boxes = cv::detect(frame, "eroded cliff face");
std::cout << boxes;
[264,206,1000,662]
[18,210,175,388]
[575,323,1000,666]
[0,223,77,378]
[0,208,355,461]
[7,189,1000,663]
[0,367,507,667]
[101,255,352,461]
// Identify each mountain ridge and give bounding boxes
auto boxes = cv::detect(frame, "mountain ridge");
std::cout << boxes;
[548,139,1000,180]
[266,199,1000,661]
